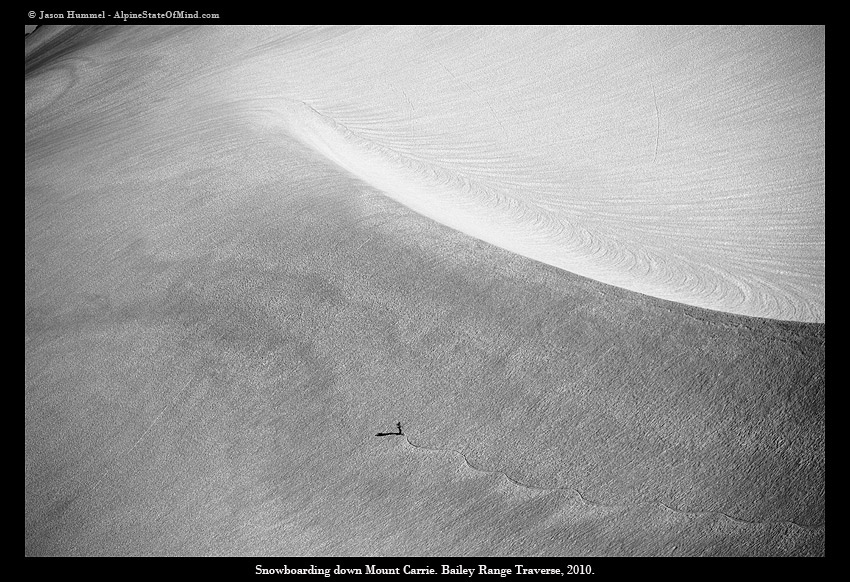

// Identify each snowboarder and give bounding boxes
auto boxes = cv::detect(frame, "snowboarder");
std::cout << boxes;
[375,422,404,437]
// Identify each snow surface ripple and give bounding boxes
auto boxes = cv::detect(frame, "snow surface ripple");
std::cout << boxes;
[228,26,824,323]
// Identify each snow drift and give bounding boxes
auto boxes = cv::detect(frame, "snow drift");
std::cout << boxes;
[25,26,825,557]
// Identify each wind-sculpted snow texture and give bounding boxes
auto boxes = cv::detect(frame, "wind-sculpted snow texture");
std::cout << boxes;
[241,25,823,323]
[26,26,824,556]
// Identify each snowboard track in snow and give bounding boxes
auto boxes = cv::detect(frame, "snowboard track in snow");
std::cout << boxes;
[401,434,824,532]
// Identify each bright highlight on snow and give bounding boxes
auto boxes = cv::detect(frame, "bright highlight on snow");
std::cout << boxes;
[226,26,824,323]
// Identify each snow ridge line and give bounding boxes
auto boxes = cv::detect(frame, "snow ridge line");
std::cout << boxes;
[245,95,821,322]
[402,435,824,532]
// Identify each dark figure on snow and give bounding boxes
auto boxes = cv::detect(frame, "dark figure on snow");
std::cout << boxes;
[375,422,404,437]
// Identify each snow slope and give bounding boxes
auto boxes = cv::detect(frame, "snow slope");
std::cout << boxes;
[230,25,824,323]
[25,26,825,556]
[28,25,824,322]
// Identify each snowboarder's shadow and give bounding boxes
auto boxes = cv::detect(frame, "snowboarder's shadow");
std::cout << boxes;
[376,422,404,437]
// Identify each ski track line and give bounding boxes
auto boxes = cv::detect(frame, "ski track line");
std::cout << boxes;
[651,79,660,164]
[398,435,824,532]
